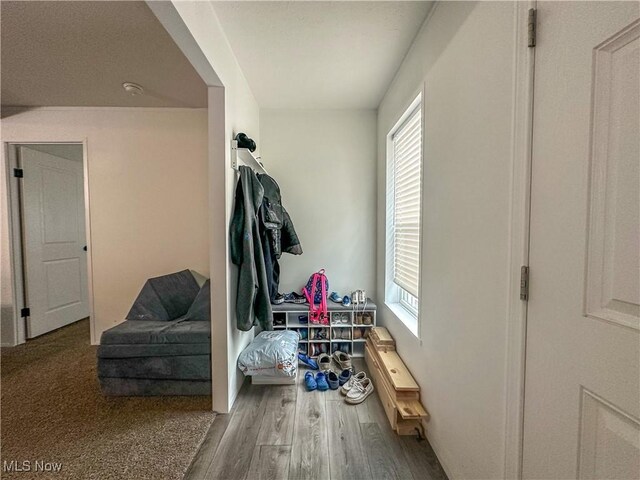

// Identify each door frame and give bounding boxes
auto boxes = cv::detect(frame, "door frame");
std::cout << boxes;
[3,140,96,345]
[503,1,536,478]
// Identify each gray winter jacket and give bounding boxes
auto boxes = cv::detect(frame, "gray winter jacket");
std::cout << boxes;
[257,173,303,258]
[230,166,273,332]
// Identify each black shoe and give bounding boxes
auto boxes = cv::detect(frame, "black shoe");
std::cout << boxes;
[284,292,306,304]
[272,293,285,305]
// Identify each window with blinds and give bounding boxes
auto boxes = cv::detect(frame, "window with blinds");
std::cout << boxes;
[390,103,422,314]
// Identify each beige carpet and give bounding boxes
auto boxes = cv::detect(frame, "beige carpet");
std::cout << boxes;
[1,319,214,479]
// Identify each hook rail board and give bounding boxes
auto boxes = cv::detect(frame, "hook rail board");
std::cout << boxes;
[231,140,268,174]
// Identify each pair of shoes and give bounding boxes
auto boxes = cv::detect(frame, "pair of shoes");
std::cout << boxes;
[298,353,318,370]
[362,313,373,325]
[317,353,332,371]
[305,371,330,391]
[313,328,328,340]
[327,371,340,390]
[332,343,350,355]
[284,292,307,304]
[340,372,374,405]
[311,343,328,356]
[298,315,308,324]
[338,369,352,386]
[340,371,374,403]
[329,291,343,303]
[333,351,351,370]
[332,313,349,325]
[272,293,285,305]
[329,293,352,307]
[345,377,374,404]
[340,371,366,394]
[297,329,308,340]
[353,328,362,339]
[338,329,350,339]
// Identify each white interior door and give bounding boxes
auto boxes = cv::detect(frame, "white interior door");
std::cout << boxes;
[523,2,640,478]
[20,146,89,338]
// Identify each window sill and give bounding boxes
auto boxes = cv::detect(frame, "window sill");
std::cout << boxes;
[386,302,419,338]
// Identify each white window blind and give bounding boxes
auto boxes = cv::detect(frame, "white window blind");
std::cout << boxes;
[391,105,422,298]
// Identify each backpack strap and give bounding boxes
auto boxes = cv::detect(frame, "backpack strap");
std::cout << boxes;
[303,269,328,324]
[306,272,320,323]
[319,273,328,324]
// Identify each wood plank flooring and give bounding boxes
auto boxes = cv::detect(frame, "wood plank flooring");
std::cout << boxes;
[185,359,447,480]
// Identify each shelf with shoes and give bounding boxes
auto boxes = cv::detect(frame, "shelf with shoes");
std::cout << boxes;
[272,299,376,358]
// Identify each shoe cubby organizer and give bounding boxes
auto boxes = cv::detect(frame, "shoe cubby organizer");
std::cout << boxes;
[272,299,376,358]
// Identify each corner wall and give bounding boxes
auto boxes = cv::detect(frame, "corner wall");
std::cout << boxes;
[376,2,525,478]
[260,109,377,297]
[165,0,261,412]
[1,107,209,345]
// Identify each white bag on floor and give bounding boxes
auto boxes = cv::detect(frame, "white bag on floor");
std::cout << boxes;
[237,330,299,377]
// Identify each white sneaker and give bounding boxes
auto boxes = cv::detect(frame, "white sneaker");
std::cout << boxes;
[345,377,374,404]
[340,371,367,395]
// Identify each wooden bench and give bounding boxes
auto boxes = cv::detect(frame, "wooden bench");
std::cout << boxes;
[370,326,395,351]
[364,336,429,437]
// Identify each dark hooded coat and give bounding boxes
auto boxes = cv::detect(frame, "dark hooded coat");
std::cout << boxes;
[230,166,273,331]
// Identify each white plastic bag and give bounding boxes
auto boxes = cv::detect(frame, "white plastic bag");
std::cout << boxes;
[237,330,299,377]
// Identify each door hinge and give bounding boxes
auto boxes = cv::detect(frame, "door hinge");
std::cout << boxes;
[13,168,24,178]
[528,8,537,48]
[20,307,30,318]
[520,266,530,301]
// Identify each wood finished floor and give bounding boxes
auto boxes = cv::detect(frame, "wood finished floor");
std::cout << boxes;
[185,359,447,480]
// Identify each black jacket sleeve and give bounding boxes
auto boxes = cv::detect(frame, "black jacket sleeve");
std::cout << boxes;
[229,176,245,265]
[281,208,303,255]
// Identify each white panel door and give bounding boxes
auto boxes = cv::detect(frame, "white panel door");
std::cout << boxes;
[20,146,89,338]
[523,2,640,479]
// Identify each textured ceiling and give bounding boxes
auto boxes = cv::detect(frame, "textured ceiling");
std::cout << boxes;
[212,1,433,109]
[1,1,207,108]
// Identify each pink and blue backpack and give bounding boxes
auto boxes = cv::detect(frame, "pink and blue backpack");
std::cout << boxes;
[303,269,329,325]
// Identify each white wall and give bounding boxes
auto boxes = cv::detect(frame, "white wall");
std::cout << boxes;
[164,0,261,412]
[376,2,524,478]
[1,107,209,345]
[260,109,377,297]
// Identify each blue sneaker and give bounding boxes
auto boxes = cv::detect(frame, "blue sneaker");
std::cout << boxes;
[304,372,317,391]
[327,371,340,390]
[298,353,319,370]
[338,368,352,386]
[342,295,351,307]
[329,292,342,303]
[315,372,329,391]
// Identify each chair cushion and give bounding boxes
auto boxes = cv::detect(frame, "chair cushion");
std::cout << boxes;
[98,355,211,380]
[184,279,211,322]
[100,319,210,346]
[99,378,211,396]
[126,270,200,321]
[97,343,211,358]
